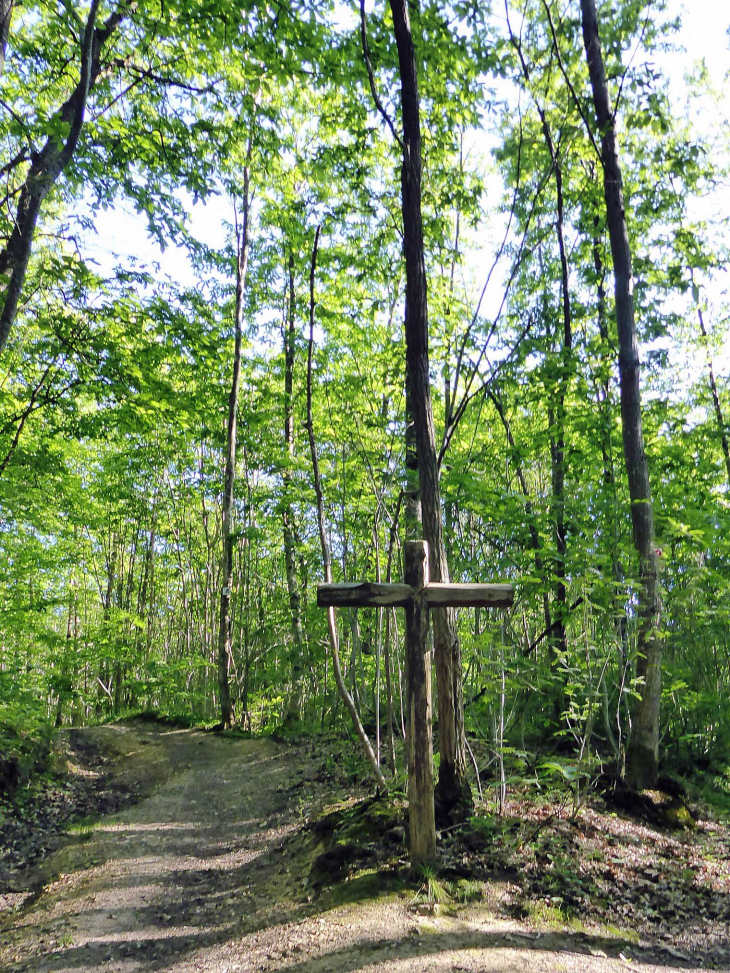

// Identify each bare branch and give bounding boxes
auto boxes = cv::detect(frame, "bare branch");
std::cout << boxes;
[359,0,403,150]
[613,4,653,122]
[441,150,554,464]
[539,0,603,164]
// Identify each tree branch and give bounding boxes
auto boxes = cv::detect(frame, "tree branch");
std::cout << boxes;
[539,0,603,164]
[359,0,403,150]
[524,597,584,657]
[0,0,130,353]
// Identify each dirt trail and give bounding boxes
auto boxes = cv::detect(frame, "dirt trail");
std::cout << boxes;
[0,724,712,972]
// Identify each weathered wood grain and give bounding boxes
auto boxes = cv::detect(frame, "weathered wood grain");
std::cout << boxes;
[317,581,514,610]
[317,582,412,608]
[424,582,514,608]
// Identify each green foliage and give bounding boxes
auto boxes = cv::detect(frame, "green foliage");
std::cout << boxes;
[0,0,728,803]
[0,699,53,796]
[412,864,452,905]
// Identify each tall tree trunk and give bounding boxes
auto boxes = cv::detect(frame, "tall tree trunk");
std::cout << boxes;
[216,162,252,729]
[389,0,471,821]
[580,0,662,789]
[56,579,77,727]
[97,534,117,717]
[548,141,572,674]
[281,254,306,725]
[593,227,629,764]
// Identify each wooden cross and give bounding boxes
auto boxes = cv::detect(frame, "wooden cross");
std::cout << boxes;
[318,539,513,863]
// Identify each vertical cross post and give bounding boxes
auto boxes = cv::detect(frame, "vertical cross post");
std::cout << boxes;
[317,540,513,865]
[404,539,436,863]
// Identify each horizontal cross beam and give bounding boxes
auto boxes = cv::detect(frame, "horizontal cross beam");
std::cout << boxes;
[317,581,513,610]
[317,582,412,607]
[424,582,514,608]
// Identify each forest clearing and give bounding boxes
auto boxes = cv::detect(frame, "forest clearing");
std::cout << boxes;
[0,719,729,973]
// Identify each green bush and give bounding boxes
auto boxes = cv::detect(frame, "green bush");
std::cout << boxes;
[0,701,53,797]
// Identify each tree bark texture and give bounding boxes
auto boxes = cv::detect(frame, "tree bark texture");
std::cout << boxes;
[384,495,401,773]
[388,0,471,821]
[547,137,572,670]
[593,228,630,763]
[404,540,436,864]
[0,0,13,77]
[580,0,662,788]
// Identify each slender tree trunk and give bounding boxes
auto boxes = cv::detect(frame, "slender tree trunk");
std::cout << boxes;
[507,15,572,693]
[56,580,77,727]
[139,493,158,655]
[489,387,552,637]
[305,226,387,791]
[113,529,138,715]
[383,606,396,772]
[281,254,306,725]
[692,280,730,485]
[546,150,571,716]
[548,139,572,663]
[348,610,364,711]
[97,536,117,717]
[389,0,470,821]
[580,0,662,789]
[216,160,252,729]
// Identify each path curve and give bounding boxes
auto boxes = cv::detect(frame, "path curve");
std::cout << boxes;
[0,724,704,973]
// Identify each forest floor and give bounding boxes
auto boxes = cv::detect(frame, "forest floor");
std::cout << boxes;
[0,719,728,973]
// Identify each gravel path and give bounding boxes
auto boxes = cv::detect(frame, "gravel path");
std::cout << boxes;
[0,724,712,973]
